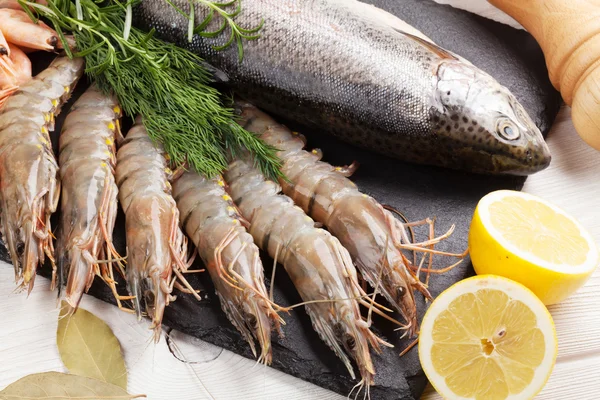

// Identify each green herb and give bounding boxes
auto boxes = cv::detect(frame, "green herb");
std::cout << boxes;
[20,0,282,180]
[164,0,264,62]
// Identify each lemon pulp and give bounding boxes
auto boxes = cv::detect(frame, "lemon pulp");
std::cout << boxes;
[431,288,544,399]
[469,190,599,305]
[489,196,589,265]
[419,275,557,400]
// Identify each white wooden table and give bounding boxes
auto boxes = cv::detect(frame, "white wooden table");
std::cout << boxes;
[1,105,599,399]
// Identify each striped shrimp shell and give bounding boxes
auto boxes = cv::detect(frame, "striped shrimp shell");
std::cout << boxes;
[0,56,84,292]
[116,118,191,337]
[173,170,282,364]
[57,84,121,309]
[236,101,431,335]
[224,156,383,386]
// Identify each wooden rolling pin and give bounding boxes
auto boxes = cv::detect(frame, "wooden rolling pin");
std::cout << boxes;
[489,0,600,150]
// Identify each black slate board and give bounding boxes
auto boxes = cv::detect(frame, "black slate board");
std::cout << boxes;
[0,1,562,400]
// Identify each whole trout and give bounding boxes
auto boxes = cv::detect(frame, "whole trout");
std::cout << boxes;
[136,0,551,175]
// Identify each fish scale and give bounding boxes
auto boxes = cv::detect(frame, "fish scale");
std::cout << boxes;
[136,0,551,175]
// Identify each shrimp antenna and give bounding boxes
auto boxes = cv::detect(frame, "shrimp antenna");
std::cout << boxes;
[383,205,417,264]
[366,234,389,327]
[399,336,419,357]
[163,329,217,400]
[269,241,281,303]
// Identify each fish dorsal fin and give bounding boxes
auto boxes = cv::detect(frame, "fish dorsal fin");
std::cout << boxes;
[395,29,459,60]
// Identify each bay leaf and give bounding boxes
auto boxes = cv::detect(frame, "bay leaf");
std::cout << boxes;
[0,372,144,399]
[57,301,127,389]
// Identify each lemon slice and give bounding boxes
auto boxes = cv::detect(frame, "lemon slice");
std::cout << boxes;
[469,190,599,305]
[419,275,557,400]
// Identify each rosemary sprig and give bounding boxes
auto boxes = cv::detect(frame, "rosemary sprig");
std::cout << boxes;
[19,0,282,180]
[164,0,263,62]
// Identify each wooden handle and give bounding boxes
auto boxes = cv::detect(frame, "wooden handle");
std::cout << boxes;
[489,0,600,150]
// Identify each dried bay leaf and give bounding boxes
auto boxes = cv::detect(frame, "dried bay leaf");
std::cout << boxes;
[0,372,144,399]
[57,301,127,389]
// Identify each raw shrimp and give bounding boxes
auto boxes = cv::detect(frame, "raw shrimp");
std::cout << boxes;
[0,29,10,56]
[57,84,127,310]
[0,31,17,107]
[0,42,31,102]
[0,56,84,292]
[7,43,31,85]
[0,0,19,9]
[0,0,47,9]
[0,9,58,52]
[116,118,199,339]
[235,102,466,336]
[173,170,283,364]
[224,156,389,390]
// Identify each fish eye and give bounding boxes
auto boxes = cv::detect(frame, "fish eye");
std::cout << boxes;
[497,119,520,140]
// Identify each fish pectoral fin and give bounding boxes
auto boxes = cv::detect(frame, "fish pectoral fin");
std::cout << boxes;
[393,29,459,61]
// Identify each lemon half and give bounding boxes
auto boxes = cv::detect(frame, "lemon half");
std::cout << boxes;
[469,190,599,305]
[419,275,557,400]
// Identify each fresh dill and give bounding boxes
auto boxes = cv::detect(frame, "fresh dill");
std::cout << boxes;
[19,0,282,180]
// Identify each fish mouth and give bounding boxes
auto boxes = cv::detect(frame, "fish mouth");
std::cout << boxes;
[492,139,552,175]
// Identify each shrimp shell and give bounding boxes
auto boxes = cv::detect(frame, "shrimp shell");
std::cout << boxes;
[7,43,31,86]
[57,84,121,309]
[235,102,435,335]
[0,33,17,98]
[0,9,58,52]
[0,56,84,292]
[173,170,283,364]
[224,156,383,387]
[0,29,10,56]
[116,118,194,338]
[0,0,47,9]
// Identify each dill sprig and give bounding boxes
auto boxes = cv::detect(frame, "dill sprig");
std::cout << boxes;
[19,0,282,180]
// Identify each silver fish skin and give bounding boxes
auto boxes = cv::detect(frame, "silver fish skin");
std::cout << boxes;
[135,0,551,175]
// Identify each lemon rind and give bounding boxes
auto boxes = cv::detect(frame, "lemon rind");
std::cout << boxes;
[419,275,558,400]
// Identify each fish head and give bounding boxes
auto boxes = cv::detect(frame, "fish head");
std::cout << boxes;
[433,60,551,175]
